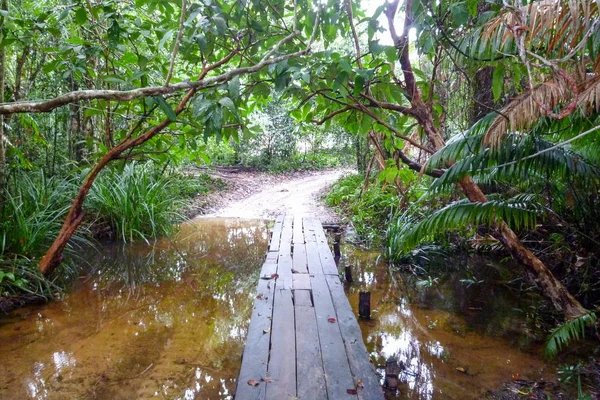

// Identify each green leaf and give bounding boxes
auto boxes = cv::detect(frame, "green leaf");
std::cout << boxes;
[154,96,177,121]
[213,15,227,34]
[492,63,505,102]
[450,2,469,26]
[74,7,87,25]
[218,97,238,118]
[228,76,240,101]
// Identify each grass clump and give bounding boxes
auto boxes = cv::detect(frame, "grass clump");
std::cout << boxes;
[87,163,193,242]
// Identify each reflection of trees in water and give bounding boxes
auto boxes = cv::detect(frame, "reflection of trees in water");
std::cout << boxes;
[85,219,269,296]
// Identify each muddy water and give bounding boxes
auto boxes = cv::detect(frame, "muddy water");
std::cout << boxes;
[0,218,269,400]
[340,246,554,399]
[0,218,553,399]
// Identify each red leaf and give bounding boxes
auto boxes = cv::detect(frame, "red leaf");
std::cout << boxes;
[347,388,357,394]
[271,273,279,279]
[248,379,260,387]
[328,317,336,323]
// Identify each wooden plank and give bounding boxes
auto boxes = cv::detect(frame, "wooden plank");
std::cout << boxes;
[293,289,312,307]
[304,217,317,243]
[295,303,328,400]
[307,217,328,244]
[277,253,293,290]
[305,241,324,275]
[266,287,296,400]
[279,215,294,257]
[316,242,339,275]
[269,215,284,252]
[310,274,357,399]
[292,242,308,274]
[325,275,384,400]
[236,262,278,400]
[292,215,304,244]
[292,273,311,290]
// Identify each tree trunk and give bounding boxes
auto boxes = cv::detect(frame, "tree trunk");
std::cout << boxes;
[0,0,8,203]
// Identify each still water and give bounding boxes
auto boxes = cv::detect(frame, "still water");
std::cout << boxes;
[0,218,552,399]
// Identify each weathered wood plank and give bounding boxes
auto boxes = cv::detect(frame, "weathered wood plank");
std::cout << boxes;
[235,262,277,400]
[293,289,312,307]
[279,215,294,257]
[305,241,324,275]
[277,253,293,290]
[325,275,384,400]
[292,215,304,244]
[266,287,296,400]
[292,273,311,291]
[310,274,357,399]
[269,215,284,252]
[295,303,327,400]
[292,242,308,274]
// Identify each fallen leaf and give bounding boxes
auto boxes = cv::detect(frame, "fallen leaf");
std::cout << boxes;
[291,269,299,273]
[512,373,520,381]
[355,379,364,388]
[257,293,264,300]
[456,367,466,373]
[346,388,357,394]
[248,379,260,387]
[261,376,274,383]
[328,317,336,323]
[271,273,279,279]
[263,328,271,334]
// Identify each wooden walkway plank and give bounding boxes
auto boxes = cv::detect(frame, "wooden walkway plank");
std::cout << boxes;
[310,274,358,399]
[236,262,277,400]
[305,241,324,275]
[268,215,284,252]
[292,215,304,244]
[279,215,294,257]
[295,303,328,400]
[292,242,308,274]
[326,275,383,400]
[305,218,338,275]
[266,286,296,400]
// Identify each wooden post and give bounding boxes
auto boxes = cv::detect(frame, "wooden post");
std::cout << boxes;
[344,265,353,283]
[384,358,400,389]
[333,232,341,264]
[358,291,370,319]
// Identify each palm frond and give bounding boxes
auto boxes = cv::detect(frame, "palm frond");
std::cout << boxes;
[483,76,600,146]
[388,194,541,257]
[545,311,597,357]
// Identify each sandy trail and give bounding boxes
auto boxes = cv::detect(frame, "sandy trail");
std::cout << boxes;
[197,169,350,223]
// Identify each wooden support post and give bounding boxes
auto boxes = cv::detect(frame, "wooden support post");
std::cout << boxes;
[333,232,341,264]
[384,358,400,389]
[344,265,353,283]
[358,291,370,319]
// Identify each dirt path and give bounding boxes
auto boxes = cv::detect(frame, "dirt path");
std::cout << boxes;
[190,168,351,223]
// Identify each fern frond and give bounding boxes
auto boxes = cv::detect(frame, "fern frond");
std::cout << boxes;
[388,195,542,257]
[545,311,598,357]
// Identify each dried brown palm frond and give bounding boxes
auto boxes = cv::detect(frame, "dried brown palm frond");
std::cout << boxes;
[483,74,600,146]
[480,0,598,63]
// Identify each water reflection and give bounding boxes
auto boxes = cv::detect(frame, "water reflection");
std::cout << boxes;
[0,218,268,400]
[341,245,554,400]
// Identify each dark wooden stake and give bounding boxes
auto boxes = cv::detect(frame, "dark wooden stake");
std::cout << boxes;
[344,265,353,283]
[333,232,342,264]
[358,291,370,319]
[384,358,400,389]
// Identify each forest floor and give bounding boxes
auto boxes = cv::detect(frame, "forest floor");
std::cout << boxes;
[185,166,351,222]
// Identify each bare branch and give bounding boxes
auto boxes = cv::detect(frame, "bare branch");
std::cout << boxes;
[165,0,188,87]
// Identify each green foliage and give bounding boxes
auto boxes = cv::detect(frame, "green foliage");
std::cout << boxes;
[326,174,401,243]
[545,311,598,357]
[87,163,188,242]
[388,194,542,260]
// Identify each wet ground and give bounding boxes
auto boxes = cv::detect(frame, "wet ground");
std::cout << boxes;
[0,217,559,399]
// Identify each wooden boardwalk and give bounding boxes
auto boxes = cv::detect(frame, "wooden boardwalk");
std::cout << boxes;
[235,215,383,400]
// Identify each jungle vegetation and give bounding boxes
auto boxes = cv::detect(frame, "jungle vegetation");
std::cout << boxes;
[0,0,599,363]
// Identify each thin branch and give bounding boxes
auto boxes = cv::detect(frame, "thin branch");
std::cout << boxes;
[165,0,187,87]
[345,0,362,69]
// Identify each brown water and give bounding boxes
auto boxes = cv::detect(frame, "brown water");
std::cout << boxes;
[0,218,553,399]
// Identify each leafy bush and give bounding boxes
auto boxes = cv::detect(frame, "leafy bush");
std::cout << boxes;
[326,174,400,243]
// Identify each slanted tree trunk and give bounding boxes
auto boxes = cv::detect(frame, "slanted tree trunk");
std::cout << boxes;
[384,0,585,319]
